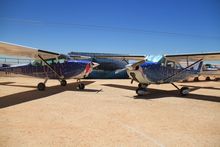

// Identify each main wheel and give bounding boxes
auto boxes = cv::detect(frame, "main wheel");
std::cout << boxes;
[37,82,45,91]
[206,77,211,81]
[194,77,199,82]
[180,87,189,96]
[60,79,67,86]
[78,83,85,90]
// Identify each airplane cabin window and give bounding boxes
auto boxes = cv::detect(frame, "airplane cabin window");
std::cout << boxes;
[166,60,175,68]
[175,63,181,69]
[159,57,166,66]
[58,59,65,63]
[31,60,42,66]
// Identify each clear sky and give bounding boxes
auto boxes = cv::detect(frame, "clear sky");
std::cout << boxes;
[0,0,220,55]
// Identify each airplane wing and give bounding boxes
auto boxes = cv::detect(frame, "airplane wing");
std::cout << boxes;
[0,41,59,59]
[69,54,92,60]
[165,52,220,62]
[94,55,145,60]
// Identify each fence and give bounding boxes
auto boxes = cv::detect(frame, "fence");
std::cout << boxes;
[0,57,32,65]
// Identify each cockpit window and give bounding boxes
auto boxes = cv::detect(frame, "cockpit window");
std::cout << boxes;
[31,60,42,66]
[166,60,175,68]
[146,55,163,63]
[58,59,65,63]
[165,60,182,69]
[31,58,67,66]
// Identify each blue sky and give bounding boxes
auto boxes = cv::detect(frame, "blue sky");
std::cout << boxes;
[0,0,220,55]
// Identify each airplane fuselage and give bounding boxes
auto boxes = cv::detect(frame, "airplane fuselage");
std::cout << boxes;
[127,61,200,84]
[1,60,92,79]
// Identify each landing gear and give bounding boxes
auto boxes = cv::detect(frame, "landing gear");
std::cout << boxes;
[136,88,148,96]
[136,84,148,96]
[180,87,190,96]
[78,83,85,90]
[37,82,46,91]
[194,77,199,82]
[206,77,211,81]
[37,55,66,91]
[60,79,67,86]
[171,83,189,96]
[76,79,85,90]
[37,77,48,91]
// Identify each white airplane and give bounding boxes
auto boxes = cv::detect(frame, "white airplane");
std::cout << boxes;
[95,52,220,96]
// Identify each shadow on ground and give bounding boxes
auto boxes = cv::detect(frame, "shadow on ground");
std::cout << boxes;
[0,82,37,88]
[0,81,97,109]
[179,84,220,91]
[102,84,220,103]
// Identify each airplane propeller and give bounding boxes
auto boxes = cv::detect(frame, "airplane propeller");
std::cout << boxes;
[91,62,99,68]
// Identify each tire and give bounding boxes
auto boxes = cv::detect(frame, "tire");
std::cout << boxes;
[138,83,142,88]
[60,79,67,86]
[180,87,189,96]
[194,77,199,82]
[183,79,188,82]
[37,83,45,91]
[78,83,85,90]
[206,77,211,81]
[136,88,147,96]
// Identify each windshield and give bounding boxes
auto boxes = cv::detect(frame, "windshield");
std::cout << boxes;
[31,58,67,66]
[145,55,163,63]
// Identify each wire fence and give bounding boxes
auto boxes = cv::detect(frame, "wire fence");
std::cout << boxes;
[0,57,32,65]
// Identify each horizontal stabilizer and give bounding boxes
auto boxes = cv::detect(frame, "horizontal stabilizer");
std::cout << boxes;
[94,55,145,60]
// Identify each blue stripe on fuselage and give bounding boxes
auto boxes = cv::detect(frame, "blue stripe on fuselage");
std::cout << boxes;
[67,60,91,64]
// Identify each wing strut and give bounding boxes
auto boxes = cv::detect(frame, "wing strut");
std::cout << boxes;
[163,58,203,82]
[38,55,64,80]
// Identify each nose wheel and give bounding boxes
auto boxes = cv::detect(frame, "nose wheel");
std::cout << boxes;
[76,79,85,90]
[136,84,148,96]
[136,88,148,96]
[77,83,85,90]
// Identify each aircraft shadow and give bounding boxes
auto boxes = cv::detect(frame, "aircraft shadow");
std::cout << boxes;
[0,82,36,88]
[102,84,220,103]
[0,81,97,109]
[179,84,220,91]
[178,79,219,83]
[0,82,16,85]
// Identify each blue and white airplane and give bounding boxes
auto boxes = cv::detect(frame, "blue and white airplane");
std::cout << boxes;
[96,52,220,96]
[0,42,99,91]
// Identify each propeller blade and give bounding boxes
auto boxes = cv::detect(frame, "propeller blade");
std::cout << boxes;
[91,62,99,68]
[115,68,126,74]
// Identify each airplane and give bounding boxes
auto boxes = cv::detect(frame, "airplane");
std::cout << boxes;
[95,52,220,96]
[69,52,129,79]
[0,41,99,91]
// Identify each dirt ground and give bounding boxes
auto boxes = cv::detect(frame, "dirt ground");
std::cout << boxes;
[0,77,220,147]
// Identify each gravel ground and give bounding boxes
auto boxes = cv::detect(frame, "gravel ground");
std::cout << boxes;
[0,77,220,147]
